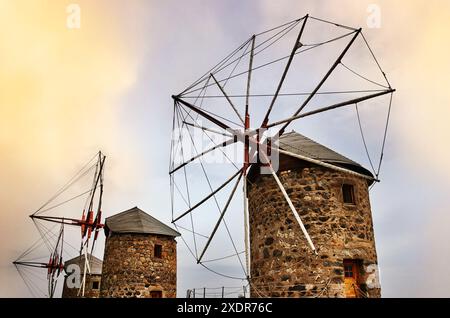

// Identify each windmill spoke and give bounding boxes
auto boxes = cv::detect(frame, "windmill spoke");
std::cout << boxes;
[266,88,395,129]
[183,19,298,96]
[376,92,394,178]
[245,35,256,117]
[175,109,248,273]
[267,159,317,254]
[243,174,250,278]
[262,14,308,126]
[180,36,253,96]
[173,105,198,258]
[169,136,238,175]
[183,121,233,137]
[198,170,243,263]
[277,148,377,182]
[172,168,243,223]
[278,28,361,135]
[178,103,240,170]
[211,73,245,125]
[182,30,356,96]
[173,97,232,130]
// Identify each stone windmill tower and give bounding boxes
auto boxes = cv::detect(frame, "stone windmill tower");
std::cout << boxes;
[247,132,381,298]
[100,207,180,298]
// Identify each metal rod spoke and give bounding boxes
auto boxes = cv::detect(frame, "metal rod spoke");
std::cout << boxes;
[211,73,245,125]
[262,15,308,126]
[265,159,317,254]
[169,136,238,175]
[278,29,361,135]
[245,35,256,117]
[277,149,377,182]
[173,97,231,131]
[266,89,395,129]
[198,170,243,263]
[183,121,233,137]
[172,168,243,223]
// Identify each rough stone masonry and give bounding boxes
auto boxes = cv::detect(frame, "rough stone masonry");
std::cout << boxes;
[248,156,381,298]
[100,233,177,298]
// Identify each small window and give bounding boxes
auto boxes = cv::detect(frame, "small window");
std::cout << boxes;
[150,290,162,298]
[154,244,162,258]
[342,184,355,204]
[92,281,100,290]
[344,265,354,277]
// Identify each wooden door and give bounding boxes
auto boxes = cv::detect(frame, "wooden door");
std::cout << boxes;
[343,260,358,298]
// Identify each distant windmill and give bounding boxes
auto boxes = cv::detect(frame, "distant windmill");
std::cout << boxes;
[13,152,106,297]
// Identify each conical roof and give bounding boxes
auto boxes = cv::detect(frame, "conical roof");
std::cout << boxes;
[104,207,180,237]
[276,131,373,178]
[64,253,103,275]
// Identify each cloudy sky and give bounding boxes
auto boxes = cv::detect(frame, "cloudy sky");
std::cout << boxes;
[1,0,450,297]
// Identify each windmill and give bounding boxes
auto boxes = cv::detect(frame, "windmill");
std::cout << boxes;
[169,14,394,292]
[13,151,106,297]
[13,223,65,298]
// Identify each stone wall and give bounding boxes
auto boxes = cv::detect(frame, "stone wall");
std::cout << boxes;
[62,274,101,298]
[248,160,381,298]
[100,233,177,298]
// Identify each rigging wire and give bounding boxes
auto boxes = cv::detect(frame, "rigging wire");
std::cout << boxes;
[33,154,98,215]
[178,104,240,170]
[175,224,209,239]
[340,62,389,89]
[355,103,377,175]
[202,251,245,263]
[181,37,253,95]
[32,219,55,254]
[192,19,300,90]
[361,32,392,88]
[254,16,303,37]
[223,38,252,88]
[253,19,300,57]
[34,216,81,255]
[182,17,302,96]
[16,223,57,261]
[182,30,356,96]
[16,266,44,297]
[376,92,394,177]
[37,186,99,215]
[181,89,387,99]
[199,262,246,281]
[309,15,357,31]
[174,104,247,276]
[175,105,199,259]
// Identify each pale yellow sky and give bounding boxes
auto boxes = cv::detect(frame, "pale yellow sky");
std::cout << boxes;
[0,1,144,297]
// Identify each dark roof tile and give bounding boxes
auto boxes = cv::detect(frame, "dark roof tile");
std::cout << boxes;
[277,131,373,178]
[64,253,103,275]
[105,207,180,237]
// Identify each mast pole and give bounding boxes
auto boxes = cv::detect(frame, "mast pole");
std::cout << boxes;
[243,35,255,281]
